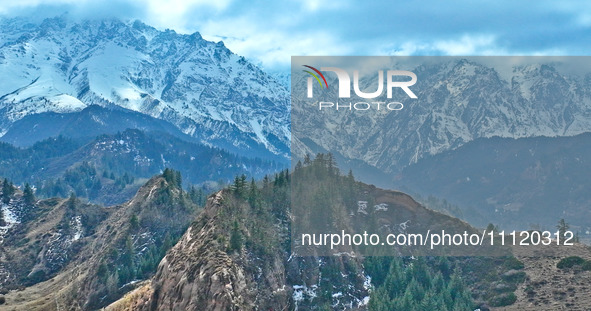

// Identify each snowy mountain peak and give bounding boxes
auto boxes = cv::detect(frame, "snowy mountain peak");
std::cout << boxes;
[0,16,290,159]
[292,58,591,173]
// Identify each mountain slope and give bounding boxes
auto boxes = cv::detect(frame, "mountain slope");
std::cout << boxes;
[0,129,283,205]
[498,243,591,311]
[0,15,289,159]
[396,132,591,233]
[102,158,530,311]
[0,105,191,147]
[292,58,591,174]
[0,170,197,310]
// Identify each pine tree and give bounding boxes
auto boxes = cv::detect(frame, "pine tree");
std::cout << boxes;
[398,287,415,310]
[420,291,438,310]
[0,206,5,226]
[119,234,136,283]
[105,271,119,297]
[326,153,338,175]
[303,153,311,165]
[163,168,174,185]
[248,178,258,208]
[368,287,393,311]
[174,170,182,190]
[556,218,570,237]
[229,220,242,252]
[67,192,77,210]
[233,174,247,198]
[23,183,35,206]
[447,267,471,307]
[295,160,303,171]
[129,214,139,230]
[97,262,109,281]
[486,223,496,233]
[383,259,405,297]
[2,178,13,204]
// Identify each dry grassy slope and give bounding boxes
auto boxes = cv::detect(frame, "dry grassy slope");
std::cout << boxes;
[0,175,194,310]
[0,266,88,311]
[0,194,101,296]
[494,243,591,311]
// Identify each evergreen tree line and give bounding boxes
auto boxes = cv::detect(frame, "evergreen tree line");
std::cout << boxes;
[0,131,284,199]
[2,177,36,205]
[0,177,36,226]
[366,257,474,311]
[291,153,359,235]
[227,168,290,257]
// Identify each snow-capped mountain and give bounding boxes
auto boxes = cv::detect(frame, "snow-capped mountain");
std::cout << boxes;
[0,15,290,159]
[292,58,591,173]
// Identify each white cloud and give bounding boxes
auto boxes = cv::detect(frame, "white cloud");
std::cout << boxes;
[1,0,589,71]
[378,34,507,56]
[139,0,232,32]
[201,17,352,70]
[0,0,75,13]
[434,35,501,55]
[299,0,348,12]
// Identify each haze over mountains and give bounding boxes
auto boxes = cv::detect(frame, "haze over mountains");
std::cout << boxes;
[292,57,591,173]
[396,133,591,233]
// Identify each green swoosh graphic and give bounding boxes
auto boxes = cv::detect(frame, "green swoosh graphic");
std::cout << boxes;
[303,70,323,88]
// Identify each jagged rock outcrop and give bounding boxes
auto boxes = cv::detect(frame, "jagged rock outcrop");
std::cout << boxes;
[118,191,291,311]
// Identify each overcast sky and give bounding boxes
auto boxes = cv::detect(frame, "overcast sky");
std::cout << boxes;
[1,0,590,72]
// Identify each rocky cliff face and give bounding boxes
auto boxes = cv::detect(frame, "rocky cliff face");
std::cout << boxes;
[105,169,373,311]
[109,190,293,311]
[147,191,289,311]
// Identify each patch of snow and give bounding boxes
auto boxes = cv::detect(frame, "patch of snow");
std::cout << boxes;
[71,215,82,241]
[292,284,318,310]
[0,203,20,243]
[363,275,372,291]
[358,296,370,307]
[249,118,269,148]
[374,203,388,211]
[357,201,368,215]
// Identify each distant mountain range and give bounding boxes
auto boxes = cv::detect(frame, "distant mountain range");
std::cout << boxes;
[292,58,591,173]
[0,15,290,160]
[0,126,282,205]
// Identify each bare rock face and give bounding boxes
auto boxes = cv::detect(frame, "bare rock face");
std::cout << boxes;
[142,192,289,311]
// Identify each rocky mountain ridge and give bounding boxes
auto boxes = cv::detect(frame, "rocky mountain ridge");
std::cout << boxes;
[0,15,290,160]
[292,58,591,174]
